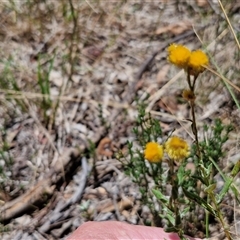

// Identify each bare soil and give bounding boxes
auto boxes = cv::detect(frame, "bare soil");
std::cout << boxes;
[0,1,240,239]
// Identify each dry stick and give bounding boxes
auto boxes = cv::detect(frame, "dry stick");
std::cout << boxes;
[218,0,240,51]
[146,70,184,112]
[68,0,78,83]
[0,89,131,109]
[0,148,80,222]
[39,157,90,233]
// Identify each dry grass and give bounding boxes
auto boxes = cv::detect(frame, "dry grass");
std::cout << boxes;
[0,0,239,239]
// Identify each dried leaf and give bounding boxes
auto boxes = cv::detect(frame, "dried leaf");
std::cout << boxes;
[156,65,170,83]
[97,137,113,157]
[159,96,178,113]
[155,21,191,35]
[196,0,208,7]
[82,46,104,60]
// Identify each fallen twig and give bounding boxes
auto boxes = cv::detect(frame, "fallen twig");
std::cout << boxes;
[0,148,80,222]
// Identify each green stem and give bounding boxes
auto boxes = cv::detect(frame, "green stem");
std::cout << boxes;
[168,159,183,237]
[209,193,232,240]
[205,195,210,238]
[186,72,201,159]
[190,100,201,159]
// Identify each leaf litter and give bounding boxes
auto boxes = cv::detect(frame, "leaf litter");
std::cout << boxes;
[0,1,239,239]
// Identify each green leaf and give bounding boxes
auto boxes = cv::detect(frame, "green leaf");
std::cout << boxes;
[209,157,240,203]
[177,165,185,185]
[164,226,178,233]
[160,208,175,226]
[206,163,213,176]
[204,183,216,194]
[182,187,217,217]
[230,185,240,204]
[180,206,190,218]
[152,189,168,204]
[231,160,240,178]
[162,206,175,220]
[217,178,233,204]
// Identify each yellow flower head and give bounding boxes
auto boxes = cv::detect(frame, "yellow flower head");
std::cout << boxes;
[165,136,190,161]
[167,44,191,69]
[167,43,178,53]
[144,142,163,163]
[188,50,209,76]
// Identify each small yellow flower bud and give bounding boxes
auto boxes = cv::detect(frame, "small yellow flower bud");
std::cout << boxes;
[182,89,196,101]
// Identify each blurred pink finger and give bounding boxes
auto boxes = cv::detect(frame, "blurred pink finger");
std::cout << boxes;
[67,221,201,240]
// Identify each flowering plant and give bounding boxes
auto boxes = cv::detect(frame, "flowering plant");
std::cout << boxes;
[117,43,239,240]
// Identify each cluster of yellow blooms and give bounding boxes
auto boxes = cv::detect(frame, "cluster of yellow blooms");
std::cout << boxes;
[144,136,190,163]
[143,44,207,163]
[167,43,209,76]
